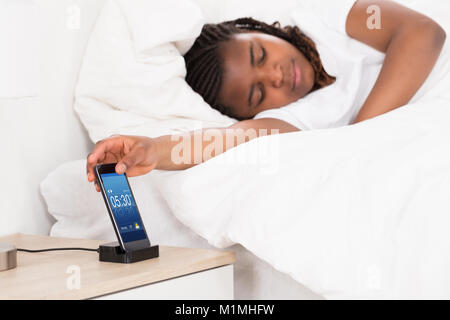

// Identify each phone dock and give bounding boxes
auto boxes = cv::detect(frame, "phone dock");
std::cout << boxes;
[99,241,159,263]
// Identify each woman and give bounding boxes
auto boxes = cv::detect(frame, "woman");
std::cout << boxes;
[86,0,445,190]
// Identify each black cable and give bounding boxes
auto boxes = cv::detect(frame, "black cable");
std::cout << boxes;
[17,247,99,253]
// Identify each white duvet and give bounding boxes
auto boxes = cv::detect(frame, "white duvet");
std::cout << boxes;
[72,0,450,299]
[156,95,450,299]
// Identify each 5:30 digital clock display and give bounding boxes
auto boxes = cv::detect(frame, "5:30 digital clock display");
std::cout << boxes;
[109,194,132,208]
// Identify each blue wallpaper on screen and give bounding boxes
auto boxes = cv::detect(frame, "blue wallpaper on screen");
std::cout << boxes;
[100,172,147,242]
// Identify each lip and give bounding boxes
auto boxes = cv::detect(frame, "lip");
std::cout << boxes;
[291,60,301,91]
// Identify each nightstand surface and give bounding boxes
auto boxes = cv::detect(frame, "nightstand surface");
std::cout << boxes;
[0,233,235,299]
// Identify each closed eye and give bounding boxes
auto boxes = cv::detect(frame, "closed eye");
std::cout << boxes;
[248,42,266,108]
[257,83,265,106]
[256,45,266,106]
[259,45,266,65]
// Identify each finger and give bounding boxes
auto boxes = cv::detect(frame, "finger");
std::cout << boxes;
[123,163,157,177]
[86,137,123,181]
[94,180,101,192]
[87,152,106,182]
[86,153,96,182]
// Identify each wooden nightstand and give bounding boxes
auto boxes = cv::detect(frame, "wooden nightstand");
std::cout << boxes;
[0,233,235,300]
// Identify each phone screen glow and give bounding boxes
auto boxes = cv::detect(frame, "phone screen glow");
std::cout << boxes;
[100,172,147,243]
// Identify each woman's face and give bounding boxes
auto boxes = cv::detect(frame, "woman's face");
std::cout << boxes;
[217,31,316,119]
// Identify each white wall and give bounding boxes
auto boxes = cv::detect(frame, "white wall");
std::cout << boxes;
[0,0,105,237]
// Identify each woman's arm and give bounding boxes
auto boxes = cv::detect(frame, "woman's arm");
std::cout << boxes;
[86,118,298,191]
[345,0,446,123]
[153,118,298,170]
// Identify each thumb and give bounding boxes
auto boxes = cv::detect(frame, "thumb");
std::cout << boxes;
[115,146,145,175]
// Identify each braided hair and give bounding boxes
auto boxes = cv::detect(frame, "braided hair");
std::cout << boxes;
[184,17,335,119]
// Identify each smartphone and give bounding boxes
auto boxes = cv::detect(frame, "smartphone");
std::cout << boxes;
[95,163,151,252]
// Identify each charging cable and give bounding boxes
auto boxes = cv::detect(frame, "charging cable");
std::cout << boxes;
[17,247,99,253]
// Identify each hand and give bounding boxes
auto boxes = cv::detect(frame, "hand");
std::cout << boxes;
[86,135,158,192]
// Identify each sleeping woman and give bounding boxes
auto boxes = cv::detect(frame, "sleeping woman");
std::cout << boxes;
[86,0,446,189]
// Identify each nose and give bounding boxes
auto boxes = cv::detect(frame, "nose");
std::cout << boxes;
[259,64,283,88]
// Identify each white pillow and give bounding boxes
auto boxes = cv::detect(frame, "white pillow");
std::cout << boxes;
[74,0,236,143]
[191,0,299,25]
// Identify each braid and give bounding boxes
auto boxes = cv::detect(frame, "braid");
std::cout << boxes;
[184,17,335,118]
[184,23,241,113]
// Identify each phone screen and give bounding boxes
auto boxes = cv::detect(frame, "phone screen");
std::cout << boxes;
[99,172,148,243]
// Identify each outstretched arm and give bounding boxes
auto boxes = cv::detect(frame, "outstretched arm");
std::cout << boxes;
[346,0,446,123]
[86,118,298,191]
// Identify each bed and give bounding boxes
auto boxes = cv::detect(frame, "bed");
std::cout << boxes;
[5,0,450,300]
